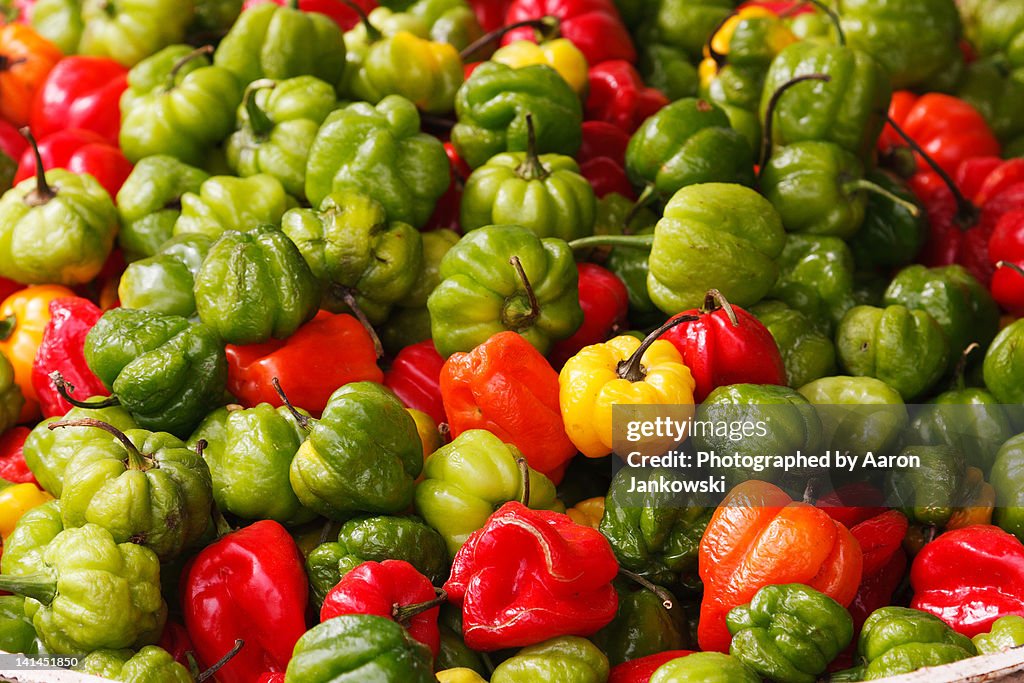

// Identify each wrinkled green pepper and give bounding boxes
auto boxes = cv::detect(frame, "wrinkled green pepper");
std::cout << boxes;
[910,380,1013,473]
[437,603,488,675]
[797,376,908,458]
[984,318,1024,404]
[958,58,1024,147]
[172,173,292,241]
[1,500,62,578]
[118,234,212,319]
[770,234,857,334]
[638,39,699,101]
[886,445,972,527]
[75,646,191,682]
[750,300,837,388]
[491,636,609,683]
[856,607,976,680]
[592,585,689,666]
[648,0,733,60]
[409,0,483,51]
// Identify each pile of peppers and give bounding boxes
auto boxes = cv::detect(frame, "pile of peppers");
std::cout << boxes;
[0,0,1019,682]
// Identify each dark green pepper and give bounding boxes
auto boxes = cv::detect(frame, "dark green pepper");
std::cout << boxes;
[436,603,488,675]
[409,0,484,51]
[856,606,976,680]
[649,0,733,60]
[491,636,609,683]
[992,433,1024,542]
[886,445,972,527]
[849,170,927,270]
[117,234,213,318]
[591,585,689,667]
[984,318,1024,404]
[957,58,1024,146]
[769,234,856,334]
[638,40,700,101]
[172,173,292,241]
[0,596,44,656]
[750,300,837,388]
[75,646,191,681]
[605,224,662,329]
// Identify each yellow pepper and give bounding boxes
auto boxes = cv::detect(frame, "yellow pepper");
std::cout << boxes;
[947,466,995,530]
[567,496,605,529]
[559,320,697,459]
[407,408,443,463]
[491,38,589,95]
[436,668,488,683]
[0,480,52,540]
[699,6,796,89]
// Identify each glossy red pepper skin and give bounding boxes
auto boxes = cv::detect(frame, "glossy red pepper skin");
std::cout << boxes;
[578,121,633,198]
[31,297,108,418]
[910,525,1024,638]
[608,650,696,683]
[850,510,909,578]
[470,0,512,32]
[440,332,576,484]
[989,210,1024,316]
[0,119,27,162]
[182,521,309,682]
[320,560,442,657]
[585,60,668,134]
[0,426,34,485]
[384,340,447,426]
[549,263,629,369]
[444,501,619,651]
[503,0,636,66]
[241,0,377,30]
[660,291,786,403]
[256,675,285,683]
[157,620,194,668]
[225,311,383,418]
[13,129,132,199]
[29,56,128,145]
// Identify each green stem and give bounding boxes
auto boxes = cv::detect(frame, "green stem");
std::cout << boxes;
[515,113,549,181]
[0,574,57,605]
[701,289,739,326]
[196,639,244,683]
[759,74,831,170]
[48,418,147,471]
[516,457,531,507]
[392,588,447,624]
[459,17,559,61]
[20,128,55,206]
[242,79,277,139]
[568,234,655,251]
[337,0,380,42]
[624,184,657,227]
[165,45,214,91]
[618,568,674,610]
[801,0,845,44]
[49,371,121,409]
[842,179,921,217]
[617,314,699,382]
[953,342,979,392]
[504,256,541,331]
[271,377,312,431]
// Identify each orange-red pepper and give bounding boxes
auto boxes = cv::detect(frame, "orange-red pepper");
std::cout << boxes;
[0,23,62,127]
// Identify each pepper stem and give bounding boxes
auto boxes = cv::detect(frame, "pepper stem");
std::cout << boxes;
[504,256,541,331]
[883,115,979,229]
[997,261,1024,279]
[842,179,921,217]
[953,342,979,392]
[618,569,674,610]
[801,0,845,44]
[392,588,447,624]
[271,377,312,431]
[759,74,831,170]
[196,639,245,683]
[701,289,739,326]
[49,371,121,409]
[567,234,656,252]
[194,439,208,460]
[165,45,214,91]
[624,184,657,226]
[242,79,277,139]
[337,0,380,42]
[459,17,560,61]
[515,114,549,181]
[48,418,148,471]
[20,128,55,206]
[0,314,15,341]
[516,457,531,507]
[0,574,57,605]
[334,286,384,359]
[617,315,699,383]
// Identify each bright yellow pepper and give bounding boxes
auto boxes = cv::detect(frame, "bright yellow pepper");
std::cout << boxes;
[436,668,488,683]
[559,325,697,459]
[0,481,52,540]
[567,496,605,529]
[491,38,589,95]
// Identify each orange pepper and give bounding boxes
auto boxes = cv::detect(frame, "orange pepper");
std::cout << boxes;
[0,24,62,127]
[697,480,863,652]
[0,284,75,421]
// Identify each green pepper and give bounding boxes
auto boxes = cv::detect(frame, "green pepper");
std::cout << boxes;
[761,41,891,160]
[214,1,345,86]
[886,445,973,527]
[451,62,583,169]
[648,0,733,61]
[189,403,314,526]
[0,524,166,655]
[409,0,483,51]
[750,300,837,388]
[992,433,1024,541]
[84,308,227,438]
[305,95,449,227]
[31,0,194,66]
[984,318,1024,404]
[189,0,243,37]
[727,583,853,683]
[591,585,689,666]
[414,429,562,556]
[849,170,927,270]
[172,174,292,241]
[76,646,191,682]
[599,467,710,591]
[116,156,210,262]
[305,514,448,604]
[282,189,423,325]
[226,76,338,201]
[857,607,976,680]
[427,224,582,357]
[835,0,963,90]
[959,0,1024,72]
[769,234,856,334]
[120,45,243,167]
[0,500,62,578]
[973,615,1024,654]
[0,351,21,434]
[491,636,609,683]
[24,404,138,498]
[193,223,319,345]
[602,200,661,328]
[285,614,435,682]
[626,99,755,199]
[884,265,1000,364]
[797,376,908,458]
[0,167,118,287]
[436,603,488,675]
[0,596,44,656]
[290,382,422,520]
[650,652,760,683]
[958,58,1024,146]
[117,234,212,318]
[638,40,700,101]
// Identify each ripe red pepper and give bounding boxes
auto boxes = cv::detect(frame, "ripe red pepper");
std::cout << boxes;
[444,501,619,651]
[0,426,34,485]
[440,331,577,484]
[503,0,636,67]
[31,296,108,418]
[29,56,129,145]
[320,560,444,657]
[182,520,309,682]
[424,142,467,233]
[850,510,909,578]
[14,129,132,199]
[470,0,512,32]
[585,60,668,133]
[383,340,447,427]
[549,263,629,369]
[157,620,194,668]
[608,652,696,683]
[910,525,1024,637]
[848,548,907,633]
[816,482,888,531]
[241,0,377,30]
[225,310,383,418]
[578,121,633,198]
[660,289,786,403]
[0,119,27,163]
[257,676,284,683]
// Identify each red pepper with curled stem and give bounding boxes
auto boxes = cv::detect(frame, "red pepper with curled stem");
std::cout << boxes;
[13,128,133,199]
[503,0,635,66]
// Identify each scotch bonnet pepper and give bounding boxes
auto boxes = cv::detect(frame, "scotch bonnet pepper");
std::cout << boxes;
[993,433,1024,542]
[751,300,837,389]
[172,173,292,241]
[855,606,976,679]
[649,652,758,683]
[75,646,192,682]
[984,318,1024,404]
[492,38,590,97]
[974,616,1024,654]
[490,636,610,683]
[117,234,212,319]
[503,0,636,66]
[592,584,688,667]
[770,234,857,333]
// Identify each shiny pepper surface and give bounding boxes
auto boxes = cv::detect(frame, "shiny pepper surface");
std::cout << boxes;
[348,30,463,113]
[490,636,610,683]
[75,646,191,681]
[856,607,977,679]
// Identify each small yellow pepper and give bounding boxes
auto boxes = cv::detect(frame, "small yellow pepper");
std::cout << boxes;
[567,497,605,529]
[0,481,52,540]
[491,39,589,95]
[436,668,488,683]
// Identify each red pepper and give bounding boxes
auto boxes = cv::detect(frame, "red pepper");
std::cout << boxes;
[578,121,633,198]
[849,549,907,633]
[988,209,1024,315]
[469,0,512,32]
[816,482,888,531]
[383,340,447,427]
[29,56,129,145]
[225,310,383,418]
[320,559,444,657]
[1,0,35,22]
[31,297,108,418]
[850,510,909,578]
[585,60,668,133]
[503,0,636,67]
[955,156,1002,200]
[424,142,466,233]
[608,651,696,683]
[157,620,194,668]
[14,129,132,199]
[660,289,786,403]
[0,119,27,162]
[256,676,284,683]
[910,525,1024,637]
[0,427,34,485]
[444,501,619,651]
[440,331,576,484]
[549,263,628,369]
[241,0,377,30]
[182,520,309,682]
